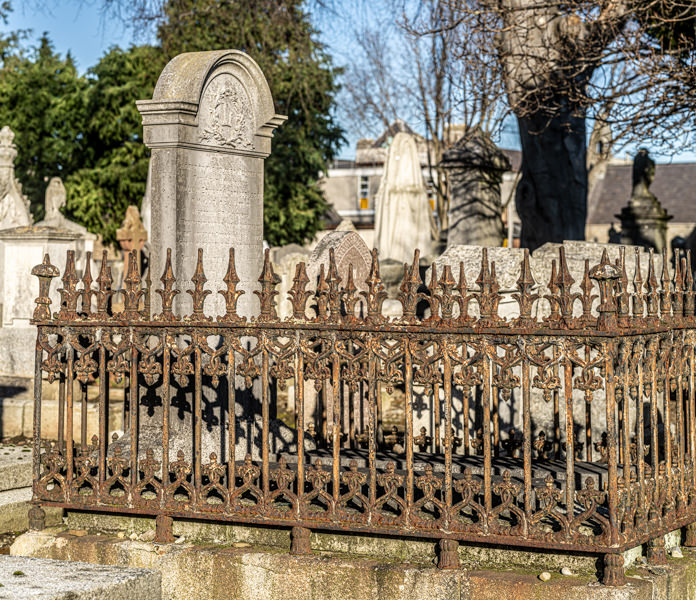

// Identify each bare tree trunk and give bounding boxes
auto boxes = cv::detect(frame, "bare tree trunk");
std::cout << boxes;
[515,104,588,251]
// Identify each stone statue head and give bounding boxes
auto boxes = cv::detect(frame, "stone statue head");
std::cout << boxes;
[632,148,655,191]
[0,125,17,170]
[45,177,66,219]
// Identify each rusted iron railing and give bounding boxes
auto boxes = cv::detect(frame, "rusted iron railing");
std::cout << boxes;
[29,245,696,584]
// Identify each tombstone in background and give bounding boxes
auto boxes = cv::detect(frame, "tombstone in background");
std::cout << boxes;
[374,132,432,265]
[0,126,32,229]
[441,129,509,248]
[0,178,95,377]
[304,231,372,441]
[617,148,672,253]
[137,50,286,318]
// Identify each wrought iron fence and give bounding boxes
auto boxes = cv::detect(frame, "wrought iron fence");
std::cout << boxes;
[28,244,696,585]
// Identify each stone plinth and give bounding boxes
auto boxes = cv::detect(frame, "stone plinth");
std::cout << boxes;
[137,50,285,319]
[0,227,94,377]
[12,526,696,600]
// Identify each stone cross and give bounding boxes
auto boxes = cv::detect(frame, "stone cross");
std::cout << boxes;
[137,50,286,318]
[116,205,148,252]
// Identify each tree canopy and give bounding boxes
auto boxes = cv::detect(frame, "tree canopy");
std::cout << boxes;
[65,45,166,243]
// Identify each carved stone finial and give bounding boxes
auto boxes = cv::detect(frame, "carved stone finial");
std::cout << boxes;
[44,177,66,222]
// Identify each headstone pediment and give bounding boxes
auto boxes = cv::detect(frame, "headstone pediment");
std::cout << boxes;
[138,50,286,157]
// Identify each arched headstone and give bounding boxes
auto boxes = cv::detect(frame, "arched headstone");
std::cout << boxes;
[137,50,286,317]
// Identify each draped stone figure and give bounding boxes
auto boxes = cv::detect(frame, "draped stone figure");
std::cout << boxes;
[374,132,432,264]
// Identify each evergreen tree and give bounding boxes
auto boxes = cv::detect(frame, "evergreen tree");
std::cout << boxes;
[0,35,86,218]
[157,0,344,246]
[65,45,167,243]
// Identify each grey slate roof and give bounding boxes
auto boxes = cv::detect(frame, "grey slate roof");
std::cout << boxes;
[588,163,696,224]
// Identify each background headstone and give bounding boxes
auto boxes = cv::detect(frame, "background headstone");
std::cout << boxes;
[441,129,509,248]
[137,50,286,318]
[374,132,432,264]
[617,148,672,252]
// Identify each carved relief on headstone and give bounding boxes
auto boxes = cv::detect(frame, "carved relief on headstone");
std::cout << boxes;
[199,76,254,150]
[137,50,286,319]
[0,126,32,229]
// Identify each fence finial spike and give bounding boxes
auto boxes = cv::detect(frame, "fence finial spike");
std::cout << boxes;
[217,248,244,323]
[361,248,387,323]
[437,264,457,321]
[254,247,280,321]
[186,248,211,321]
[58,250,79,321]
[514,248,538,326]
[31,253,59,321]
[80,252,93,317]
[156,247,180,322]
[644,248,659,321]
[398,249,421,322]
[590,249,620,331]
[685,250,695,318]
[660,247,673,319]
[614,247,630,326]
[477,248,500,325]
[343,263,359,322]
[288,261,310,321]
[543,259,561,324]
[327,248,342,320]
[314,263,329,321]
[123,250,144,319]
[95,250,113,317]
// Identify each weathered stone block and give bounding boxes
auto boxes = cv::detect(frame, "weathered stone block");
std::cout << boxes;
[0,554,161,599]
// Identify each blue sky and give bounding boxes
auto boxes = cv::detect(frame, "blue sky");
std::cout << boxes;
[3,2,694,163]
